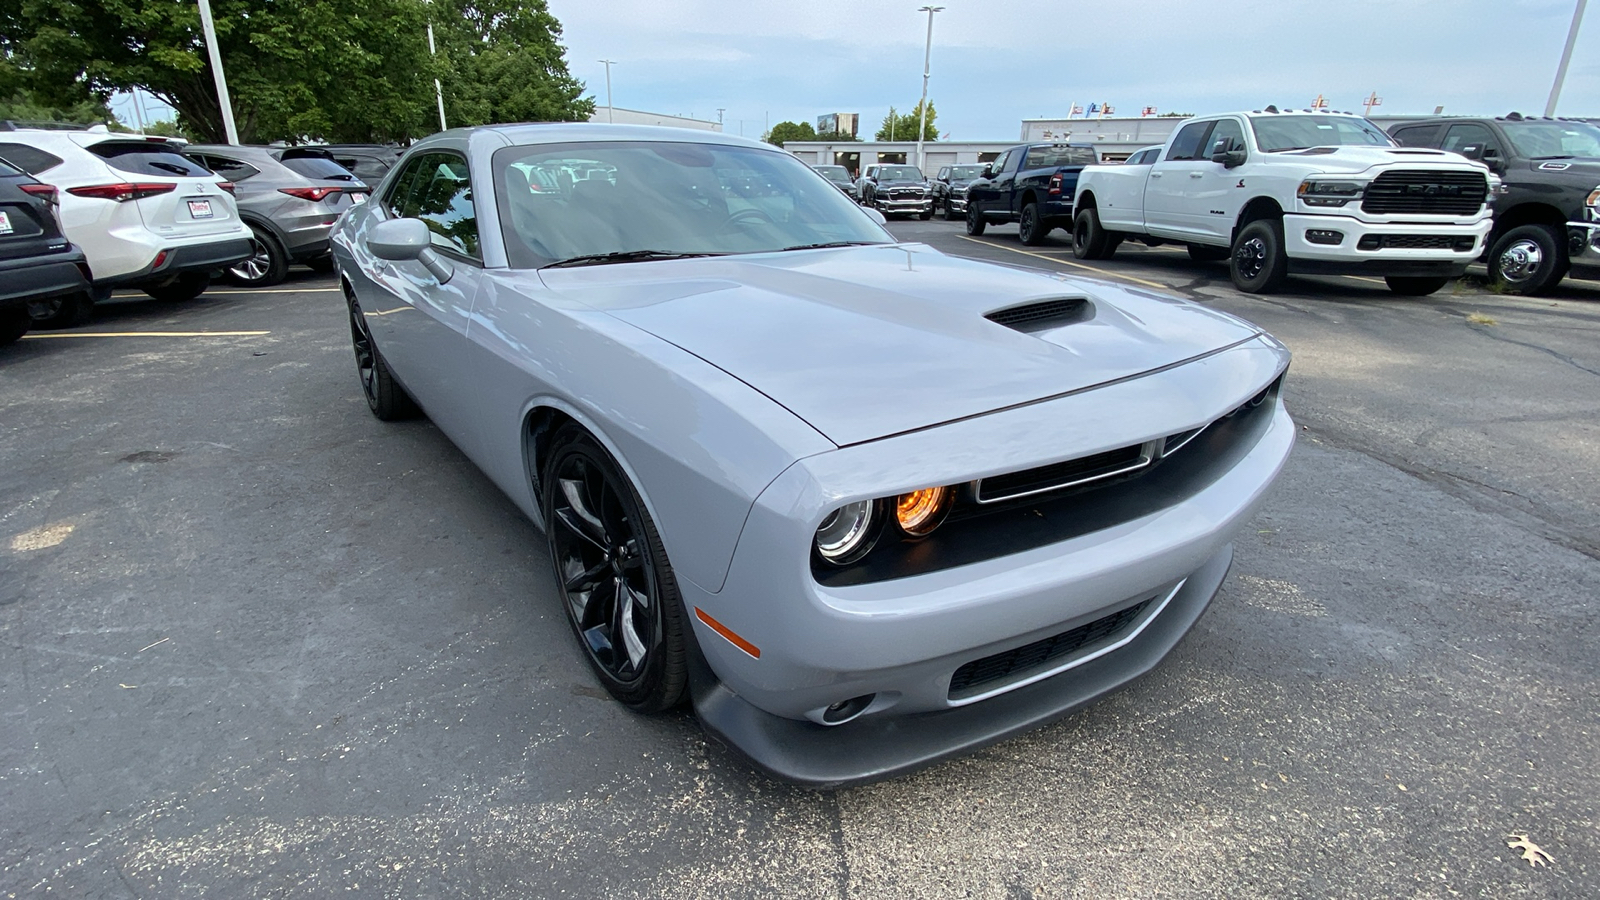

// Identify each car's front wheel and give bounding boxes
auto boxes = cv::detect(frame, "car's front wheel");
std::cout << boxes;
[944,198,959,220]
[966,203,987,236]
[1230,219,1289,294]
[542,424,688,713]
[346,292,419,420]
[1488,224,1566,295]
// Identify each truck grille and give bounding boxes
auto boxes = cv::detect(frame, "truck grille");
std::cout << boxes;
[1357,234,1477,251]
[1361,170,1487,215]
[948,597,1154,699]
[889,189,922,199]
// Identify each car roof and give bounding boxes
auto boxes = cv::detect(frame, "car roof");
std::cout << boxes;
[438,122,775,151]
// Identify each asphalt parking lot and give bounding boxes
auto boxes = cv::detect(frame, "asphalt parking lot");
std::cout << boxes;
[2,220,1597,898]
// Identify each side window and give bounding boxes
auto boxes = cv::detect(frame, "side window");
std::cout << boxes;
[1207,119,1246,158]
[407,153,479,260]
[1442,124,1500,159]
[0,142,64,175]
[1165,121,1215,161]
[991,150,1012,174]
[384,154,429,218]
[202,155,261,181]
[1024,146,1049,168]
[1391,124,1442,148]
[937,166,949,180]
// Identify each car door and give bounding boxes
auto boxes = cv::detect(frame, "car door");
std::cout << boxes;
[1145,119,1216,239]
[1188,117,1249,243]
[364,149,486,453]
[970,149,1013,218]
[1096,149,1154,230]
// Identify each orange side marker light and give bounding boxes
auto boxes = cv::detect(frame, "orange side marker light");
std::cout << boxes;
[694,607,760,659]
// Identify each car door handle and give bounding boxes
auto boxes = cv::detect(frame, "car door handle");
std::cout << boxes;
[1150,172,1163,178]
[1189,172,1205,178]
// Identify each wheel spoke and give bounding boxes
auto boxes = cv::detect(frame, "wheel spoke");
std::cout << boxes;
[556,477,610,551]
[578,575,616,631]
[618,580,648,671]
[564,557,610,592]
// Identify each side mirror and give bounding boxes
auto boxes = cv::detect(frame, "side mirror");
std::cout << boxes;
[1210,147,1247,168]
[368,217,453,283]
[864,208,888,226]
[981,164,995,178]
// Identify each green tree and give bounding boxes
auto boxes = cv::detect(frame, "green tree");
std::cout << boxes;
[874,101,937,142]
[765,120,817,146]
[0,0,590,144]
[814,130,859,142]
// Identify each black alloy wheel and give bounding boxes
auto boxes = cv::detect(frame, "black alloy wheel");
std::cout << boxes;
[944,197,959,220]
[225,225,289,287]
[543,426,687,712]
[965,202,987,236]
[27,291,93,329]
[346,293,419,420]
[1018,203,1046,245]
[1229,219,1289,294]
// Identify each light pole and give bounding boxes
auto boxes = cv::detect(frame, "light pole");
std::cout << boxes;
[1546,0,1588,116]
[599,59,616,123]
[428,20,447,131]
[195,0,239,143]
[915,6,943,173]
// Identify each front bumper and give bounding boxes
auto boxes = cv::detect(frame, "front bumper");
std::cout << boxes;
[1282,212,1491,277]
[874,196,933,214]
[1568,221,1600,273]
[683,337,1294,786]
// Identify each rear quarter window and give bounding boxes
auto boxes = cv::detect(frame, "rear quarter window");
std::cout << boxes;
[1391,124,1443,147]
[282,157,357,182]
[0,143,65,175]
[90,141,212,177]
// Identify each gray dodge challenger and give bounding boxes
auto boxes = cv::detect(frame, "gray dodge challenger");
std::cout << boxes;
[330,123,1295,787]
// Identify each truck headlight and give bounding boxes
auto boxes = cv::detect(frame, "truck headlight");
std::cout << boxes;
[1298,180,1364,207]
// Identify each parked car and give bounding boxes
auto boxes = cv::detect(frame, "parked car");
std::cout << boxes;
[317,143,404,183]
[1122,146,1163,166]
[932,163,987,220]
[331,123,1294,786]
[965,143,1099,244]
[0,125,251,327]
[1388,112,1600,294]
[1071,109,1495,295]
[811,164,856,197]
[856,163,932,218]
[185,144,370,286]
[0,156,89,345]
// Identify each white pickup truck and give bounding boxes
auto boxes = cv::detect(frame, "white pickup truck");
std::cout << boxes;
[1071,109,1497,295]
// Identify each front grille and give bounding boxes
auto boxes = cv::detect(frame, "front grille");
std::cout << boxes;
[1361,170,1487,215]
[890,189,922,199]
[985,297,1090,332]
[976,443,1149,503]
[949,597,1154,698]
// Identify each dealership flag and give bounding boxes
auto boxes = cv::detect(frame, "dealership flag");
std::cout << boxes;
[1141,106,1157,116]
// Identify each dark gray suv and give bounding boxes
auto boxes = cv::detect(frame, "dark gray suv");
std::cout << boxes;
[185,145,370,286]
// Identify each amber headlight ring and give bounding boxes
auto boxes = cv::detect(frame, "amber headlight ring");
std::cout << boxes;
[893,485,955,538]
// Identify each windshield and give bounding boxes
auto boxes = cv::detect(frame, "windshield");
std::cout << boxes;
[876,166,924,181]
[495,141,892,269]
[1249,115,1395,152]
[1503,121,1600,159]
[814,165,852,183]
[949,165,985,179]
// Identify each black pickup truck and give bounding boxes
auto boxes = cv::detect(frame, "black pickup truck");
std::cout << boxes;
[1389,113,1600,295]
[964,142,1100,244]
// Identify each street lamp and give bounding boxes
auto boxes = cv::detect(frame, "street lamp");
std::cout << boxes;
[1546,0,1588,115]
[195,0,239,143]
[428,20,447,132]
[915,6,944,174]
[599,59,616,123]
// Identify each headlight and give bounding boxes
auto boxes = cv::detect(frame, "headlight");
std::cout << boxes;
[1297,179,1364,207]
[894,485,953,537]
[1588,186,1599,209]
[815,500,879,565]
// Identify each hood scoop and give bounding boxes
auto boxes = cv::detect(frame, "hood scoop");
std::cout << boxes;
[985,297,1092,333]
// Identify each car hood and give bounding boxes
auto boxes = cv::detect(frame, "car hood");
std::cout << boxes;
[876,179,928,188]
[1522,157,1600,180]
[1279,145,1490,176]
[537,244,1263,446]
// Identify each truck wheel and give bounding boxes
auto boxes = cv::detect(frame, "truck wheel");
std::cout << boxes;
[1384,276,1451,296]
[944,199,958,220]
[1018,203,1049,245]
[1488,224,1566,295]
[966,204,987,236]
[919,207,933,221]
[1187,245,1230,262]
[1072,208,1112,260]
[1230,219,1289,293]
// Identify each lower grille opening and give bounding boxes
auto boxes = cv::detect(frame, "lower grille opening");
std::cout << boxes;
[948,596,1154,700]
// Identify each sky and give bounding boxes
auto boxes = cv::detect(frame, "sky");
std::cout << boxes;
[545,0,1600,139]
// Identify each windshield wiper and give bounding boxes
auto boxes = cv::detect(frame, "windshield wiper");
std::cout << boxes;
[150,161,195,175]
[777,241,881,252]
[541,250,725,269]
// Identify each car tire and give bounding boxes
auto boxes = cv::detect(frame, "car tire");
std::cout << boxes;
[1018,203,1049,245]
[0,308,30,347]
[1230,219,1289,294]
[304,254,336,274]
[1072,208,1112,260]
[1487,224,1567,296]
[346,293,420,421]
[225,226,289,287]
[1384,276,1451,296]
[965,203,987,236]
[944,199,959,221]
[27,291,93,329]
[919,208,932,221]
[1187,244,1230,262]
[542,424,688,714]
[143,272,211,303]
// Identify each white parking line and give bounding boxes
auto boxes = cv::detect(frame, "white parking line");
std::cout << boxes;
[955,236,1172,290]
[110,287,340,298]
[23,331,271,339]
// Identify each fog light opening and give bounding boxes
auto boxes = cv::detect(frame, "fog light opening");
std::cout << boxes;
[1356,235,1382,251]
[821,694,875,725]
[1305,228,1344,246]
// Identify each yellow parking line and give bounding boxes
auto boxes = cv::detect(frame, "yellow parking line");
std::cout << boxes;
[111,287,339,297]
[23,331,270,339]
[955,236,1171,290]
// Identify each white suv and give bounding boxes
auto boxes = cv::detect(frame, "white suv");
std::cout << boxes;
[0,126,252,326]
